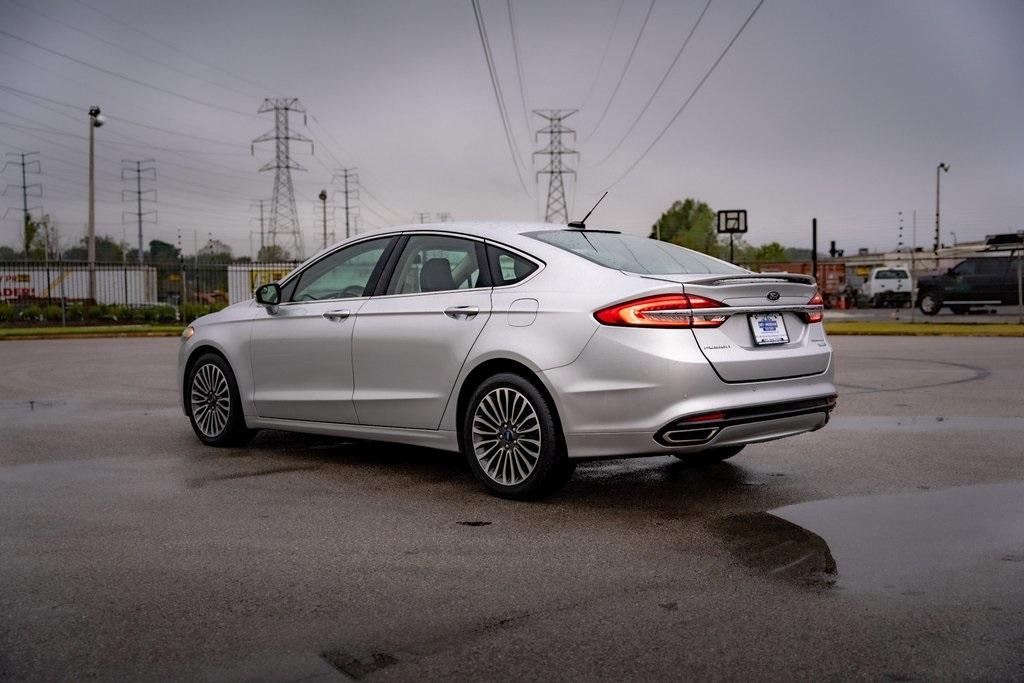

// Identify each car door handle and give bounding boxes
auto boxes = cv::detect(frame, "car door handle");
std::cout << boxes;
[444,305,479,320]
[322,309,351,322]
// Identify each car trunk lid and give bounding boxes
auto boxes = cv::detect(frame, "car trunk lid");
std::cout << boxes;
[640,272,831,382]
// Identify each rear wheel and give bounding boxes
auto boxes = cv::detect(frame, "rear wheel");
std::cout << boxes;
[918,292,942,316]
[462,373,575,499]
[186,353,254,447]
[673,445,745,465]
[950,305,970,315]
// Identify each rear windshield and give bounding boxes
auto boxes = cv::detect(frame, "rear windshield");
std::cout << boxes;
[876,269,909,279]
[527,230,746,275]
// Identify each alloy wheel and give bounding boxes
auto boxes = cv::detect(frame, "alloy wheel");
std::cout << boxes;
[471,387,542,486]
[190,363,231,438]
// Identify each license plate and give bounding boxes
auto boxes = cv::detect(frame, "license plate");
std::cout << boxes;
[749,313,789,346]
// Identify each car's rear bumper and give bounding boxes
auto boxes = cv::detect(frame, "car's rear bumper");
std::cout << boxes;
[541,325,836,458]
[565,410,830,459]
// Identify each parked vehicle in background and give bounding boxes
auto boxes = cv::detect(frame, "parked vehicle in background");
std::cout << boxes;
[860,266,912,308]
[179,223,836,499]
[916,256,1023,315]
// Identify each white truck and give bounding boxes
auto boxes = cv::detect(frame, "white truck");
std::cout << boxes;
[859,266,913,308]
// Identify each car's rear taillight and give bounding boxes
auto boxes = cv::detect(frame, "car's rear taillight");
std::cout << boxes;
[594,294,728,328]
[802,291,824,323]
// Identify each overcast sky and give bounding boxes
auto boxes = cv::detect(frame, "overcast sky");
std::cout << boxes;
[0,0,1021,258]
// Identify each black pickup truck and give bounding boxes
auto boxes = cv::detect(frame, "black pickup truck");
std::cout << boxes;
[917,256,1022,315]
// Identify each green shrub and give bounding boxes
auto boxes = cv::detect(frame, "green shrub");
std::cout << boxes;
[19,304,43,321]
[0,303,13,322]
[66,302,85,321]
[153,305,177,322]
[43,305,63,322]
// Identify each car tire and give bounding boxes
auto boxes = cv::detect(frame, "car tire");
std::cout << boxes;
[462,372,575,499]
[871,295,881,308]
[918,292,942,316]
[673,445,746,465]
[186,353,254,447]
[950,305,970,315]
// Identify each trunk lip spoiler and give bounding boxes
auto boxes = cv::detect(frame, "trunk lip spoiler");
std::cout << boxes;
[684,272,816,286]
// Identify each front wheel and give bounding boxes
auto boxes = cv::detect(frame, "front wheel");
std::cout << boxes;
[462,373,575,499]
[186,353,254,447]
[673,445,746,465]
[918,292,942,316]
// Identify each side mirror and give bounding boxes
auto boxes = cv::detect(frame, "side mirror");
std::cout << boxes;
[255,282,281,310]
[947,268,957,277]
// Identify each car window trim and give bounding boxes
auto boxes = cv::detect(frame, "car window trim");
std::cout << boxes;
[277,234,399,306]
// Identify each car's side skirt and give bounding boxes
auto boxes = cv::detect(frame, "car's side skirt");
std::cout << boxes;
[245,415,460,452]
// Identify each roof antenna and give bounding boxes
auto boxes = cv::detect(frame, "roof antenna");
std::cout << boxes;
[567,191,608,230]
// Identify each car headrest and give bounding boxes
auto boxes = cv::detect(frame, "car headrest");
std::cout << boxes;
[420,257,455,292]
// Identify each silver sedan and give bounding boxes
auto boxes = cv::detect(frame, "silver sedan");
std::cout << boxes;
[178,223,836,498]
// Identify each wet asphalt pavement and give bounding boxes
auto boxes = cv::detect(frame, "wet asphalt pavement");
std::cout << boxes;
[1,336,1023,681]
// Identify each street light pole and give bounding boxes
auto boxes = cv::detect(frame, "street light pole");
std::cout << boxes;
[319,190,328,250]
[933,162,949,254]
[87,106,104,301]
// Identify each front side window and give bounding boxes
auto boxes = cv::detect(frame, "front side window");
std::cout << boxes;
[487,245,539,286]
[952,261,978,276]
[387,235,485,295]
[527,230,746,275]
[289,237,391,302]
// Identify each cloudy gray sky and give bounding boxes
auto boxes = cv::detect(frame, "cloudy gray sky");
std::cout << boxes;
[0,0,1021,258]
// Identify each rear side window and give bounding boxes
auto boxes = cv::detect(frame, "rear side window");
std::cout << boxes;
[527,230,745,275]
[386,234,487,295]
[487,245,538,286]
[876,269,908,280]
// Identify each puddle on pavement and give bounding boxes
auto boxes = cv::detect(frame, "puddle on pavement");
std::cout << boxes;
[716,481,1024,594]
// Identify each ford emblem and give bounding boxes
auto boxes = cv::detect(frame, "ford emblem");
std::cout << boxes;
[767,290,781,301]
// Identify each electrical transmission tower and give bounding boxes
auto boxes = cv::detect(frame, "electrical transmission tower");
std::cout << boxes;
[2,152,42,259]
[252,98,312,260]
[121,160,157,264]
[533,109,578,224]
[332,168,359,239]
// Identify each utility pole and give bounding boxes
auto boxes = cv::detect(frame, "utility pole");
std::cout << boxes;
[87,106,104,300]
[318,190,328,250]
[2,152,42,260]
[911,210,917,322]
[934,162,949,254]
[252,98,311,260]
[533,109,578,223]
[436,212,452,223]
[121,160,156,264]
[413,212,431,224]
[811,218,818,285]
[332,168,358,239]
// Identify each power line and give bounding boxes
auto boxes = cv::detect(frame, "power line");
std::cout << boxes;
[68,0,273,95]
[506,0,531,132]
[594,0,714,165]
[580,0,656,143]
[603,0,766,189]
[470,0,530,195]
[4,0,258,101]
[578,0,626,111]
[0,28,258,118]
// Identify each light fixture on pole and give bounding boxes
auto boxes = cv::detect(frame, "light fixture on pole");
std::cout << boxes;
[318,190,328,250]
[87,105,105,301]
[933,162,949,254]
